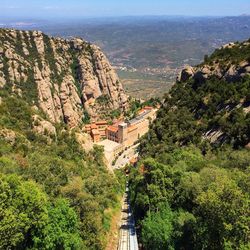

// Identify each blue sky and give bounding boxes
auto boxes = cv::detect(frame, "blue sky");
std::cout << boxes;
[1,0,250,18]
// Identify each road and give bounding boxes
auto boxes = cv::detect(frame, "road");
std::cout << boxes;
[118,186,139,250]
[114,144,139,169]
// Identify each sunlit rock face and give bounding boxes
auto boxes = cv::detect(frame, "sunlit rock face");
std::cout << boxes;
[0,28,128,127]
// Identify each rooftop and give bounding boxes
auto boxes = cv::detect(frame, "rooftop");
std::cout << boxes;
[128,110,151,125]
[128,125,137,132]
[96,120,108,125]
[107,126,118,133]
[91,124,98,129]
[144,106,153,110]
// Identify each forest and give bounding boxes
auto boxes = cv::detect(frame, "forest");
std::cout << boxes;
[129,44,250,250]
[0,92,125,249]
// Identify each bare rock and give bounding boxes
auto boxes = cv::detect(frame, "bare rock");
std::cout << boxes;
[225,65,241,82]
[32,115,56,136]
[33,31,45,55]
[0,129,17,145]
[60,75,83,127]
[75,132,94,152]
[35,63,63,123]
[0,28,129,127]
[0,74,6,88]
[222,42,235,49]
[177,65,194,82]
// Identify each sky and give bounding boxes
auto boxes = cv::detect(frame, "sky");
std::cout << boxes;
[1,0,250,19]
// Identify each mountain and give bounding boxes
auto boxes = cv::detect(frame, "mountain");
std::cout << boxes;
[129,39,250,250]
[140,39,250,156]
[0,28,128,127]
[0,28,126,249]
[3,16,250,99]
[19,15,250,99]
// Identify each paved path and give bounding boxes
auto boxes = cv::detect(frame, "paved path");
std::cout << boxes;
[118,187,139,250]
[114,144,139,169]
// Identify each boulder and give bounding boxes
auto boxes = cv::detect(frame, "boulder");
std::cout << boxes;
[32,115,56,136]
[0,129,16,145]
[177,65,194,82]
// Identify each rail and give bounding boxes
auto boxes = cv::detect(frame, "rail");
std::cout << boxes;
[118,186,138,250]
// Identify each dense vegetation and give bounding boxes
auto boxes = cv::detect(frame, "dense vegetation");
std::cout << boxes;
[203,39,250,67]
[129,147,250,250]
[129,43,250,250]
[0,91,125,249]
[140,75,250,155]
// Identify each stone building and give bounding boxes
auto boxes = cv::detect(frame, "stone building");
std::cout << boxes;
[105,106,156,147]
[84,120,108,142]
[85,106,157,146]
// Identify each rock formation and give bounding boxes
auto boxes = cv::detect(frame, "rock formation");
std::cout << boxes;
[0,28,128,127]
[176,40,250,145]
[177,41,250,84]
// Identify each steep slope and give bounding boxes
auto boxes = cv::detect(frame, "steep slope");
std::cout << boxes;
[0,28,127,249]
[177,40,250,83]
[0,28,128,127]
[129,40,250,250]
[140,39,250,157]
[0,95,125,249]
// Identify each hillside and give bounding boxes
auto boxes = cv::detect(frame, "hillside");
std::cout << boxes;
[0,28,126,250]
[129,40,250,250]
[0,28,128,126]
[141,39,250,155]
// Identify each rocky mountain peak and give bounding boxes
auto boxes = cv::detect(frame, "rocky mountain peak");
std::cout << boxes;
[0,28,128,127]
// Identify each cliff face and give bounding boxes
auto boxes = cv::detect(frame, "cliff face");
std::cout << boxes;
[0,29,128,127]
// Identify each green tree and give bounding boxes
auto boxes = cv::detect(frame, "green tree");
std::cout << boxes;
[142,205,174,250]
[34,198,84,250]
[0,174,48,249]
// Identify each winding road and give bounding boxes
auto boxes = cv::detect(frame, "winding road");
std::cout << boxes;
[118,186,139,250]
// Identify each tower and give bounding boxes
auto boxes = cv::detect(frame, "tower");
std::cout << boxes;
[118,122,128,144]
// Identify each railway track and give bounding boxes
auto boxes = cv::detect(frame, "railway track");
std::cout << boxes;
[118,187,138,250]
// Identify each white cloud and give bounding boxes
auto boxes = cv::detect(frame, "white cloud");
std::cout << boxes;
[3,6,21,9]
[43,6,62,10]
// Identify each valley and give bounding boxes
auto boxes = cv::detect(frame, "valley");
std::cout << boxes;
[0,14,250,250]
[2,15,250,99]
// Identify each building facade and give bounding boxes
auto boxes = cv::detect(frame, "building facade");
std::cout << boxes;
[84,106,157,146]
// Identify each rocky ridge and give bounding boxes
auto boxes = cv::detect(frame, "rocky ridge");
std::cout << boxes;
[177,40,250,83]
[0,28,128,128]
[176,40,250,145]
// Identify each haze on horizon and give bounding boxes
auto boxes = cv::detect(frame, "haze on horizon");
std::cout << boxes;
[1,0,250,19]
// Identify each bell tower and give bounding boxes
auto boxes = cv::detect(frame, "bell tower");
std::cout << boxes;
[118,123,128,144]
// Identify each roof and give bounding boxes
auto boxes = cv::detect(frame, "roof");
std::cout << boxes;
[96,120,108,125]
[91,124,98,129]
[144,106,153,110]
[96,139,122,152]
[119,122,127,127]
[107,126,118,133]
